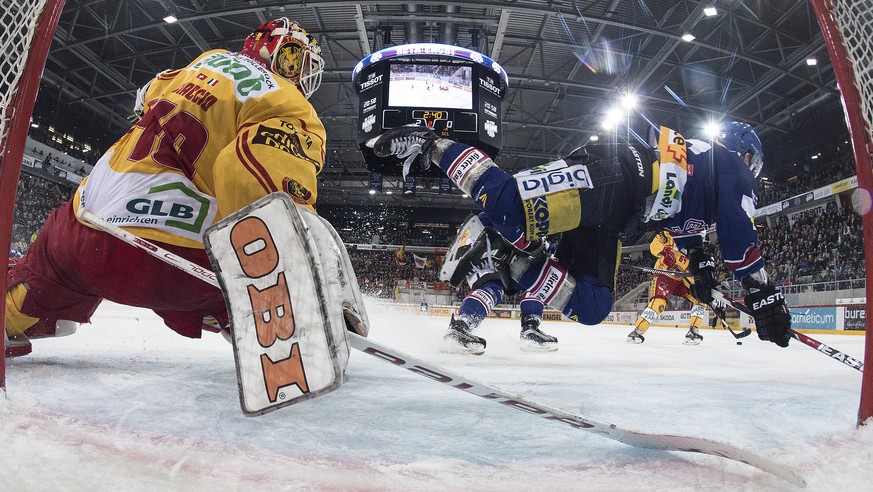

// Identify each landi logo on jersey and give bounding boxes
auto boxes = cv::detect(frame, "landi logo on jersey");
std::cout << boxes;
[190,52,278,101]
[116,182,212,233]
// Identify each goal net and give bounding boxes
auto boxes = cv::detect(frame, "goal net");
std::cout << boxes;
[810,0,873,425]
[0,0,66,389]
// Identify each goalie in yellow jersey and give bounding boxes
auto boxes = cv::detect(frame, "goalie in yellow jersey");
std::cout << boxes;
[627,232,707,345]
[5,18,331,357]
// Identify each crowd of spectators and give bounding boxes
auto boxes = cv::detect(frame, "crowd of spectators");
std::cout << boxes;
[348,249,443,298]
[9,172,75,257]
[758,154,855,207]
[757,201,864,288]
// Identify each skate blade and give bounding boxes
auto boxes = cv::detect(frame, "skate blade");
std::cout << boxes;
[520,340,558,352]
[627,337,644,344]
[440,338,485,355]
[683,338,703,346]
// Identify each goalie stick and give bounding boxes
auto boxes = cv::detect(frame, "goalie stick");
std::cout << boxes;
[710,290,864,373]
[76,205,806,487]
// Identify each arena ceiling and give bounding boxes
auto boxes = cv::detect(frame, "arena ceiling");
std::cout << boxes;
[34,0,842,210]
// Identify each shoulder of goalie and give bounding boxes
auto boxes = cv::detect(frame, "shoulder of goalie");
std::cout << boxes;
[205,193,369,415]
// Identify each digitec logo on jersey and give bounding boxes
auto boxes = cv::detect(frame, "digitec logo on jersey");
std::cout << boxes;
[515,164,593,200]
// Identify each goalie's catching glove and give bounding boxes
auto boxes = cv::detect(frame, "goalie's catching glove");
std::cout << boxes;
[365,124,441,178]
[688,248,717,303]
[743,275,791,348]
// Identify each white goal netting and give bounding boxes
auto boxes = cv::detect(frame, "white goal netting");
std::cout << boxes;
[0,0,50,157]
[827,2,873,150]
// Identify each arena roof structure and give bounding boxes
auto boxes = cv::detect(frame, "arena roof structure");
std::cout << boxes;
[33,0,842,209]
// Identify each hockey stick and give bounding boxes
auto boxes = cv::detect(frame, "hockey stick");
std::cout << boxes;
[710,290,864,373]
[620,263,693,278]
[76,207,806,487]
[710,305,752,339]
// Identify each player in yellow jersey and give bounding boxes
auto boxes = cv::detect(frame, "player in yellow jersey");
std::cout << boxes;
[5,18,327,357]
[627,231,707,345]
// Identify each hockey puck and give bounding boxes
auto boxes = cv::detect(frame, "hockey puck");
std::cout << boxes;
[736,341,743,345]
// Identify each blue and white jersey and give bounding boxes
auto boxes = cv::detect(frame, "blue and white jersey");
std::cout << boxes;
[661,139,763,280]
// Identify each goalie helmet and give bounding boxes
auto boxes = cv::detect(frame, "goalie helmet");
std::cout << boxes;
[718,121,764,178]
[240,18,324,99]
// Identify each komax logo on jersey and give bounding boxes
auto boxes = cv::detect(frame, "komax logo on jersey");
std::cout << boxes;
[190,52,279,102]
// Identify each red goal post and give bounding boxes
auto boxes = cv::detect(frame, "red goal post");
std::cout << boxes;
[810,0,873,425]
[0,0,66,390]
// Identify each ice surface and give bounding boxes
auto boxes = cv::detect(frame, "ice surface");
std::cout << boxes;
[2,299,871,491]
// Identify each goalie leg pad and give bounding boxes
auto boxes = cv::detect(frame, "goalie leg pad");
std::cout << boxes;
[205,193,357,415]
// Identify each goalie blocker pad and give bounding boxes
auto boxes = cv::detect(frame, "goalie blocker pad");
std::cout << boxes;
[205,193,369,416]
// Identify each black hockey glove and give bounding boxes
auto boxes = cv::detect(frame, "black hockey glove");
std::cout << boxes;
[688,248,717,304]
[744,285,791,348]
[365,124,441,177]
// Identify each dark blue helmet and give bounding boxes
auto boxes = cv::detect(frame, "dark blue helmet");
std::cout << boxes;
[719,121,763,177]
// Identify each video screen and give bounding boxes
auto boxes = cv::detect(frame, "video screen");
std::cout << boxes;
[388,63,473,110]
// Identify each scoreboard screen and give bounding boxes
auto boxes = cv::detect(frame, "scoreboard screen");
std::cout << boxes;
[354,43,508,178]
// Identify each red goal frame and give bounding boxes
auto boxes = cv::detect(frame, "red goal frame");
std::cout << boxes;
[0,0,66,390]
[810,0,873,425]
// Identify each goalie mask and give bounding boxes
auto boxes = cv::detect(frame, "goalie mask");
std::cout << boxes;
[241,18,324,99]
[718,121,764,178]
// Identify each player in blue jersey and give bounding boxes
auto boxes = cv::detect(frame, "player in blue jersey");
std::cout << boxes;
[367,122,791,354]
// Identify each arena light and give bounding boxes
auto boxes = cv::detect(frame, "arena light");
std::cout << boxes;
[600,107,622,130]
[620,93,638,110]
[806,57,818,66]
[703,121,721,139]
[704,7,718,17]
[681,33,696,42]
[163,15,178,24]
[368,189,376,195]
[589,134,599,142]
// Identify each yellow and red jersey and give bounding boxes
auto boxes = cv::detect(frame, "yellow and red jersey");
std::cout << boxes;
[74,49,325,248]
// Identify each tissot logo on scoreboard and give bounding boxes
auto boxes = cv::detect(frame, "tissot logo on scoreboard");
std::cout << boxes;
[478,76,502,97]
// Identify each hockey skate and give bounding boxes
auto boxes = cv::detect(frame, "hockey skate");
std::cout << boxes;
[4,331,32,358]
[4,318,78,358]
[441,316,486,355]
[520,317,558,352]
[684,326,704,345]
[627,328,645,344]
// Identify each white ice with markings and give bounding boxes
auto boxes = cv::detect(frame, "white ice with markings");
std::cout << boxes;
[1,299,871,491]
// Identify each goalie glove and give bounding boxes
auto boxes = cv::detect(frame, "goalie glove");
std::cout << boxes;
[365,124,443,178]
[688,248,717,304]
[743,271,791,348]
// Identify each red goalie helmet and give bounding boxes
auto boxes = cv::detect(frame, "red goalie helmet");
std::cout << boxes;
[240,17,324,98]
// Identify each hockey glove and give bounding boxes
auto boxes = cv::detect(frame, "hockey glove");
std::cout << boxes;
[365,124,441,178]
[744,285,791,347]
[688,248,717,304]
